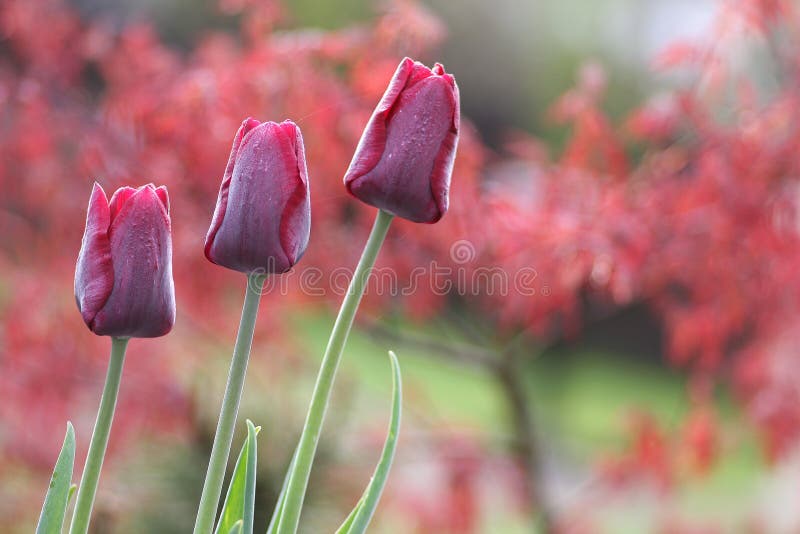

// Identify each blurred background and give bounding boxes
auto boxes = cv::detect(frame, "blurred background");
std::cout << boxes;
[2,0,800,532]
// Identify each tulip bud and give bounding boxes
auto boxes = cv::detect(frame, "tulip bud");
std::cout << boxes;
[75,183,176,338]
[205,118,311,274]
[344,57,460,223]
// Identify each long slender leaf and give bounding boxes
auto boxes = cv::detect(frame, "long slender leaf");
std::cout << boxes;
[337,351,402,534]
[36,422,76,534]
[265,448,297,534]
[228,520,244,534]
[243,420,258,534]
[333,495,363,534]
[214,424,261,534]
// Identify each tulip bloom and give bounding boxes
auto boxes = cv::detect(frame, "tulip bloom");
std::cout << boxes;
[195,118,310,532]
[344,57,460,223]
[75,183,175,338]
[205,118,311,274]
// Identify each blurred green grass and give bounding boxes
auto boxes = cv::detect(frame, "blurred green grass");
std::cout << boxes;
[101,309,767,533]
[289,310,765,532]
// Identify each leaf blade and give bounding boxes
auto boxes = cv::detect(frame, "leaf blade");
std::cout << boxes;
[36,422,76,534]
[338,351,403,534]
[242,420,258,534]
[228,519,244,534]
[265,448,296,534]
[215,424,261,534]
[333,496,363,534]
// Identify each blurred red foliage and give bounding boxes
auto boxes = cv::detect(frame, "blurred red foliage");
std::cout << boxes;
[3,0,800,529]
[484,0,800,462]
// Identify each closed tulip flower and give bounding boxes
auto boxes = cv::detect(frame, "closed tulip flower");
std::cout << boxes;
[195,119,311,529]
[205,118,311,274]
[344,57,460,223]
[75,182,175,338]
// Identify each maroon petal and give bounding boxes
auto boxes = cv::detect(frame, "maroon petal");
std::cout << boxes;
[429,77,460,222]
[92,185,175,337]
[74,182,114,330]
[348,74,456,222]
[279,122,311,266]
[207,121,307,273]
[108,186,137,223]
[405,59,438,88]
[205,117,262,262]
[343,57,416,184]
[343,58,460,223]
[154,185,170,212]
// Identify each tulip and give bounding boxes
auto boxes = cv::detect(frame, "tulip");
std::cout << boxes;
[195,118,311,534]
[276,59,466,527]
[205,118,311,274]
[344,57,460,223]
[70,182,175,534]
[75,182,175,338]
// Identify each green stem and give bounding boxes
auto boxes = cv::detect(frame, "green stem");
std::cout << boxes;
[277,209,394,534]
[69,336,129,534]
[194,273,265,534]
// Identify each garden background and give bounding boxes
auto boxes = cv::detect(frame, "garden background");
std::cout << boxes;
[3,0,800,532]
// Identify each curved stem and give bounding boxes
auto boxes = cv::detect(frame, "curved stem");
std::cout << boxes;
[277,209,394,534]
[194,273,265,534]
[69,336,128,534]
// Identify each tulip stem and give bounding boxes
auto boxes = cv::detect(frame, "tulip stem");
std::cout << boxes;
[276,209,394,534]
[194,272,265,534]
[69,336,129,534]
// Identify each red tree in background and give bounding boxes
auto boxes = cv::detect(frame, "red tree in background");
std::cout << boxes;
[2,0,800,531]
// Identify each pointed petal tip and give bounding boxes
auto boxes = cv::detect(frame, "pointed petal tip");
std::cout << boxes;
[432,63,456,88]
[242,117,262,133]
[133,182,161,203]
[108,186,137,222]
[154,185,169,212]
[404,57,438,87]
[234,117,265,150]
[395,57,416,78]
[90,182,108,203]
[279,119,300,141]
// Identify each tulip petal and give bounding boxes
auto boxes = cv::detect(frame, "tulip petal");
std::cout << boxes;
[348,75,455,222]
[344,59,460,223]
[205,117,262,263]
[155,185,170,213]
[75,183,114,331]
[429,79,460,222]
[207,121,309,273]
[344,58,415,184]
[279,123,311,266]
[92,185,175,337]
[108,186,137,223]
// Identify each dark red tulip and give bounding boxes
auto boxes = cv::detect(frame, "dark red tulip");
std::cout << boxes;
[344,57,460,223]
[205,118,311,273]
[75,183,176,338]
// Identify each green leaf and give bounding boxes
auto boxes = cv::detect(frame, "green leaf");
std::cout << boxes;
[336,351,402,534]
[243,420,258,534]
[215,423,261,534]
[228,519,244,534]
[265,448,296,534]
[36,422,76,534]
[333,495,363,534]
